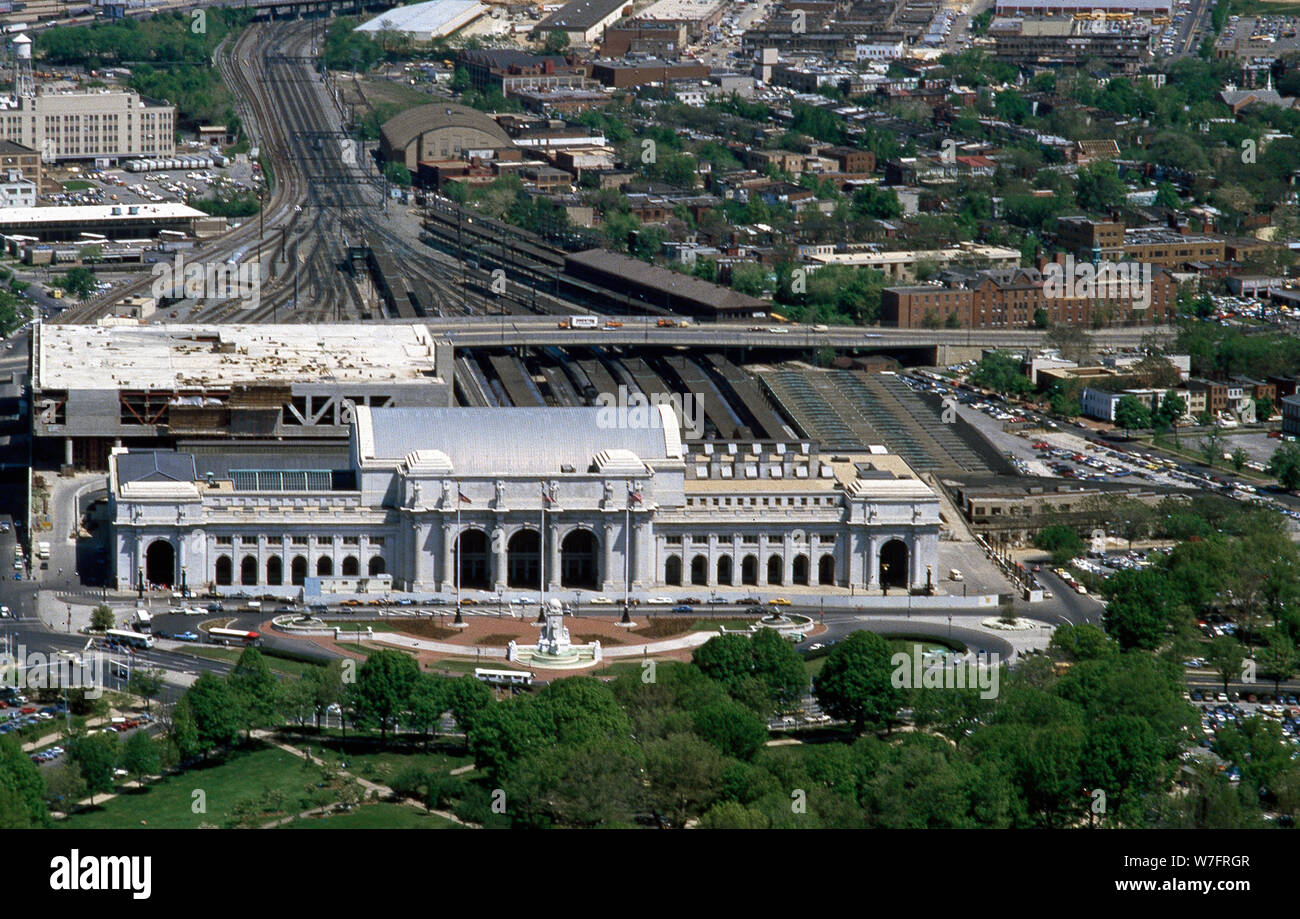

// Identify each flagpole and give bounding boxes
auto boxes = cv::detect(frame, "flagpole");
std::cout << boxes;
[540,492,546,612]
[624,480,631,613]
[455,497,461,616]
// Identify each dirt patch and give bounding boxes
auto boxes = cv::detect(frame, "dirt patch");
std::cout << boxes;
[575,633,624,646]
[359,620,460,641]
[631,619,693,639]
[474,633,521,646]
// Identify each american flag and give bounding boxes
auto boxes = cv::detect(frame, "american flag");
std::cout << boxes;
[628,487,643,504]
[542,484,554,505]
[458,490,472,504]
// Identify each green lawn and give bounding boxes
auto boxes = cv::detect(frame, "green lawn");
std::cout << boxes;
[282,802,462,829]
[59,744,350,829]
[175,646,323,679]
[62,180,96,191]
[303,737,474,784]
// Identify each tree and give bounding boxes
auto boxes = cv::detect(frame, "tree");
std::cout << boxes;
[642,732,725,827]
[1102,569,1173,651]
[1154,391,1186,432]
[1200,428,1223,469]
[382,161,412,188]
[0,736,47,828]
[185,673,243,755]
[127,668,164,714]
[119,730,161,787]
[57,266,98,300]
[1207,635,1247,694]
[1075,160,1126,212]
[1048,622,1119,661]
[408,674,448,749]
[692,698,769,760]
[446,673,492,733]
[1114,395,1152,436]
[1230,447,1248,474]
[70,732,120,805]
[449,66,471,94]
[814,631,903,735]
[1040,323,1092,366]
[229,647,280,737]
[1267,443,1300,491]
[1258,633,1299,694]
[90,604,115,633]
[309,659,348,730]
[42,763,86,813]
[1033,525,1085,566]
[350,649,420,745]
[169,696,201,763]
[969,351,1032,397]
[543,29,570,55]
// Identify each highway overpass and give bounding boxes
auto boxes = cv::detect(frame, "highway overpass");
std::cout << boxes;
[370,316,1173,360]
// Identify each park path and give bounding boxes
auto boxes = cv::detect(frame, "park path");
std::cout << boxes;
[253,730,477,828]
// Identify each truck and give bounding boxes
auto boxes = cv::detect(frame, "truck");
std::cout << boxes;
[558,315,599,329]
[36,541,48,560]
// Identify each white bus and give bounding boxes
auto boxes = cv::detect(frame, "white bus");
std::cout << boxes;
[474,668,533,687]
[104,629,154,650]
[206,627,261,646]
[133,610,152,634]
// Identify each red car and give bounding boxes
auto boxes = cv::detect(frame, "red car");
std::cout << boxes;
[19,706,36,715]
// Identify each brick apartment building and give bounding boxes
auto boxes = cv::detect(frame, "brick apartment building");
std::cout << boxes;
[881,264,1178,329]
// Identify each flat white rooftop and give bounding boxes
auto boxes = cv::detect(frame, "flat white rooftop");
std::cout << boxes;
[0,203,206,227]
[636,0,724,20]
[36,323,448,390]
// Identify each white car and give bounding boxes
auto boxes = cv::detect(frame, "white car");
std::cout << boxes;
[0,606,9,618]
[511,596,535,605]
[589,596,613,604]
[184,607,207,616]
[648,596,674,604]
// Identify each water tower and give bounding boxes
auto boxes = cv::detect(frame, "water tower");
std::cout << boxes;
[10,32,32,99]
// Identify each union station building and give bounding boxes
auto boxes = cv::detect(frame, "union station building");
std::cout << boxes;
[108,406,941,597]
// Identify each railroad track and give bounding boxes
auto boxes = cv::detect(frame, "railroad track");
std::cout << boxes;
[58,22,310,324]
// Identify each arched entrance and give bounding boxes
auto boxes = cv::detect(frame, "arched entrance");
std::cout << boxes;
[144,540,174,588]
[560,529,598,588]
[767,554,783,586]
[690,555,708,585]
[369,556,386,576]
[717,555,733,586]
[266,556,283,586]
[741,554,758,586]
[507,529,541,589]
[240,556,257,586]
[664,555,682,586]
[291,555,307,586]
[879,539,909,589]
[317,556,333,577]
[342,556,359,576]
[455,529,490,589]
[215,555,232,586]
[792,555,809,585]
[818,554,835,585]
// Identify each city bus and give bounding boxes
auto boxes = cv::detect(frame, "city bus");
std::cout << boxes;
[104,629,154,650]
[206,627,261,646]
[133,610,152,634]
[474,668,533,688]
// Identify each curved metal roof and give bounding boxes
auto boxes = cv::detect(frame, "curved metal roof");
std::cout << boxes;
[379,102,513,153]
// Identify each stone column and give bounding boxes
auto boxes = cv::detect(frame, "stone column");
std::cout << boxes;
[706,536,718,588]
[635,518,653,587]
[757,536,769,587]
[440,521,455,593]
[602,520,617,592]
[547,522,561,593]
